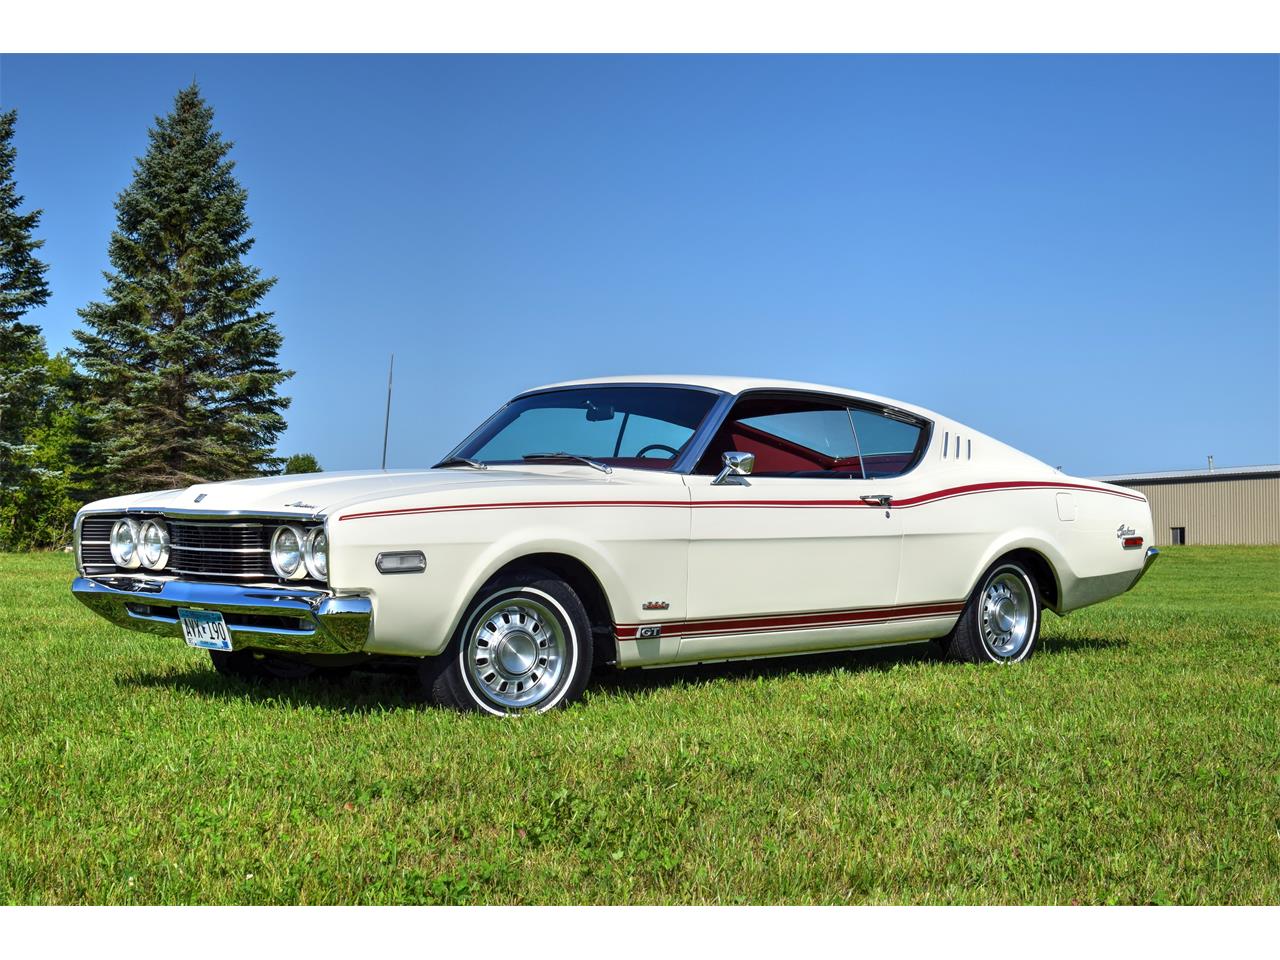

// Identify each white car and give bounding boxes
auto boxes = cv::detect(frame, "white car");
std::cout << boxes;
[72,376,1158,715]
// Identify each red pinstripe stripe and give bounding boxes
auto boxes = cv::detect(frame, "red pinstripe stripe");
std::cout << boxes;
[892,480,1146,506]
[614,600,966,640]
[338,499,686,520]
[337,479,1143,521]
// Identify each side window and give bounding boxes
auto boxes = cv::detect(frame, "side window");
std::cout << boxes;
[695,396,861,477]
[739,409,860,460]
[850,409,923,479]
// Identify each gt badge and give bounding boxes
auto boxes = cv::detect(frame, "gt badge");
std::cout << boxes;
[637,625,662,639]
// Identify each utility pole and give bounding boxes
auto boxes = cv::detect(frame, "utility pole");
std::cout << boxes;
[381,354,394,470]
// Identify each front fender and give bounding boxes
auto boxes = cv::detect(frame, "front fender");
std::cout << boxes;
[331,502,687,657]
[434,527,636,656]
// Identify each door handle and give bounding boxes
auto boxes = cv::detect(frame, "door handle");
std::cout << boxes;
[861,494,893,507]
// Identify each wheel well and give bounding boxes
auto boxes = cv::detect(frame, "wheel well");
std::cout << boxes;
[999,548,1060,611]
[488,553,617,665]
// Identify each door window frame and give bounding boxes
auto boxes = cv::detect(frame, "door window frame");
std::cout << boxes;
[689,388,934,480]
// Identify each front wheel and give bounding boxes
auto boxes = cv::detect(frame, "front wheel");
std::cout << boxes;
[424,569,593,715]
[938,559,1041,663]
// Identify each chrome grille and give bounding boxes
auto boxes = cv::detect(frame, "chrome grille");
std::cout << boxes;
[168,521,273,579]
[79,516,117,567]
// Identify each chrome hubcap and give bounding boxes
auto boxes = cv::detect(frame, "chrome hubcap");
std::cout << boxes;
[465,596,568,709]
[980,570,1033,659]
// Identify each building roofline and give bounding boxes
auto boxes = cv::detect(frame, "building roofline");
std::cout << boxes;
[1094,464,1280,484]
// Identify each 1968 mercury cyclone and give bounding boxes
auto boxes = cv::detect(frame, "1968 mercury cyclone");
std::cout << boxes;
[72,376,1158,715]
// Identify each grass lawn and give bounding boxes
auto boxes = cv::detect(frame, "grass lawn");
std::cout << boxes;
[0,546,1276,904]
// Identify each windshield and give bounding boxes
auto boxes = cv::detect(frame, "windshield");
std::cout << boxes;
[448,386,720,471]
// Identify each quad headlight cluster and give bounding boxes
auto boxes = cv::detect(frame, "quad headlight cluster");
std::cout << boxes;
[110,518,170,570]
[107,516,328,582]
[270,525,328,581]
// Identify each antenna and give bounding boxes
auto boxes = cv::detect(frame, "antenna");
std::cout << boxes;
[381,354,394,470]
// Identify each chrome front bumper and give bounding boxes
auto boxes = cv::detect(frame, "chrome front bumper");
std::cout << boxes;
[71,577,372,654]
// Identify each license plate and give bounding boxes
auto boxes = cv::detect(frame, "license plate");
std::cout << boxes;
[178,608,233,651]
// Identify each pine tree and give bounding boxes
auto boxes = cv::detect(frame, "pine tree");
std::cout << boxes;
[0,352,92,549]
[0,109,53,497]
[73,84,291,493]
[283,452,322,474]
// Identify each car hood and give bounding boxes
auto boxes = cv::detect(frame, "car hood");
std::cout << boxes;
[79,467,619,519]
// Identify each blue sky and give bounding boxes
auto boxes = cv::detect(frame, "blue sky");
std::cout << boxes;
[1,54,1276,476]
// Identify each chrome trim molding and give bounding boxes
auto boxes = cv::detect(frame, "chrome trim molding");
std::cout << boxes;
[71,577,371,655]
[73,511,85,575]
[111,506,324,521]
[1126,546,1160,592]
[673,389,737,474]
[512,381,728,401]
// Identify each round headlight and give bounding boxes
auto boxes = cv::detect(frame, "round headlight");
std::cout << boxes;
[271,525,306,579]
[304,527,328,580]
[110,519,141,569]
[138,519,170,570]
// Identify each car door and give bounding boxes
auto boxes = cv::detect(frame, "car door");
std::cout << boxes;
[679,392,920,662]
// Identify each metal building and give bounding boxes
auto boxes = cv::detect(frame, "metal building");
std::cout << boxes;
[1093,464,1280,546]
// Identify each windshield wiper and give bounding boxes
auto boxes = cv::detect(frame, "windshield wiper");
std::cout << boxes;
[521,452,612,475]
[434,456,488,470]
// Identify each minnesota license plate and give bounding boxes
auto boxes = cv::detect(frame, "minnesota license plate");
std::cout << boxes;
[178,608,233,651]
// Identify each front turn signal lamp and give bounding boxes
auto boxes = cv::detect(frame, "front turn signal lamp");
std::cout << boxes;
[376,551,426,575]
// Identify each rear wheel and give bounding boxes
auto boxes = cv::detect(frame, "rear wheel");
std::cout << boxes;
[424,568,593,715]
[938,559,1041,663]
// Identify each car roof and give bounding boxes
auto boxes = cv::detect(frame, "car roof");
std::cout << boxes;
[523,374,939,422]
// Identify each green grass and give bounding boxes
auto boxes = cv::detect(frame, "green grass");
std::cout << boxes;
[1,547,1277,904]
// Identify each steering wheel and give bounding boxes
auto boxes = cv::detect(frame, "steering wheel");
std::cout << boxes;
[635,443,680,459]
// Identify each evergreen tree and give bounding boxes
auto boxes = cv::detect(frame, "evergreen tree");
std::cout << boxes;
[73,84,291,494]
[0,353,91,549]
[0,109,52,497]
[283,452,322,474]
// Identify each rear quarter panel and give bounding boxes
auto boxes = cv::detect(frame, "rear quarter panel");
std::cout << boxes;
[895,422,1152,613]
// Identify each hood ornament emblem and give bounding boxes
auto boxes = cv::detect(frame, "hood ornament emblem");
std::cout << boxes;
[194,493,207,503]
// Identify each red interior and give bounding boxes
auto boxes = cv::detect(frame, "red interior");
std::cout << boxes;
[696,421,855,474]
[696,419,916,478]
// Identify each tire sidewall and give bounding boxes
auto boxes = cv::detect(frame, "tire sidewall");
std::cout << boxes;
[973,562,1040,663]
[453,581,587,716]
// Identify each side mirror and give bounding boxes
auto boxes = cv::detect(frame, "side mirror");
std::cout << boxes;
[712,451,755,486]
